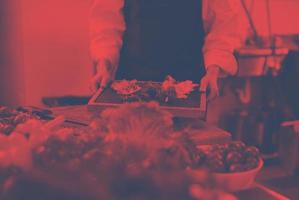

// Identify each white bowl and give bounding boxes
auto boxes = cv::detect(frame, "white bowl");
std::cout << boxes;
[212,159,263,192]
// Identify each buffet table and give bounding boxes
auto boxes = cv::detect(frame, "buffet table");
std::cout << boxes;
[0,105,290,200]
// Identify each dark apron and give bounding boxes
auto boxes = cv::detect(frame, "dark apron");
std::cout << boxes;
[116,0,205,82]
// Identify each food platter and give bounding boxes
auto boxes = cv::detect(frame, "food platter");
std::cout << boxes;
[88,78,207,119]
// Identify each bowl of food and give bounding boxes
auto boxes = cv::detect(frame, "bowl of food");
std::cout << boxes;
[192,142,263,192]
[212,158,263,191]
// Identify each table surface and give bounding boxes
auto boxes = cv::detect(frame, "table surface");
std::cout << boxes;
[50,106,290,199]
[51,105,231,145]
[234,183,290,200]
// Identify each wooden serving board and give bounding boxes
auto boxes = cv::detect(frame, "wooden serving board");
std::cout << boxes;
[88,81,207,119]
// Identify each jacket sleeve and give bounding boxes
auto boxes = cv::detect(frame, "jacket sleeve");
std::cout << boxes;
[203,0,247,75]
[89,0,126,67]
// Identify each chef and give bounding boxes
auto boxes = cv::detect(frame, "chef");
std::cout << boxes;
[89,0,245,100]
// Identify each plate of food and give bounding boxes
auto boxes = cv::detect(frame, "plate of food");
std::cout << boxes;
[88,76,207,118]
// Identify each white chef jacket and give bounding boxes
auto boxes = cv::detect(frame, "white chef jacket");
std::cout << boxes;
[90,0,246,75]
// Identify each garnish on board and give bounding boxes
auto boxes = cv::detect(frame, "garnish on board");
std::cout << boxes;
[111,79,142,95]
[111,76,197,103]
[162,76,197,99]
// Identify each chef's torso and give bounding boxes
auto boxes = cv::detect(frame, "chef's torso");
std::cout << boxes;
[117,0,205,82]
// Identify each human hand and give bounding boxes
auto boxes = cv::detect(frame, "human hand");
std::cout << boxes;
[89,59,116,93]
[200,65,220,101]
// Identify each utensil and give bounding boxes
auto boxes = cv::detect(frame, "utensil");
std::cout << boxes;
[17,106,88,127]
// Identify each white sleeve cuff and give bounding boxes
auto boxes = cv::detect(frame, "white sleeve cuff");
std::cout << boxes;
[204,49,238,76]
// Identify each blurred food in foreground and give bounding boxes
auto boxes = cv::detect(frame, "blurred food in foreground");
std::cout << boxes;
[0,103,256,199]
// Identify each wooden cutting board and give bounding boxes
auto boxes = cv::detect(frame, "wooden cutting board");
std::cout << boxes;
[88,81,207,119]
